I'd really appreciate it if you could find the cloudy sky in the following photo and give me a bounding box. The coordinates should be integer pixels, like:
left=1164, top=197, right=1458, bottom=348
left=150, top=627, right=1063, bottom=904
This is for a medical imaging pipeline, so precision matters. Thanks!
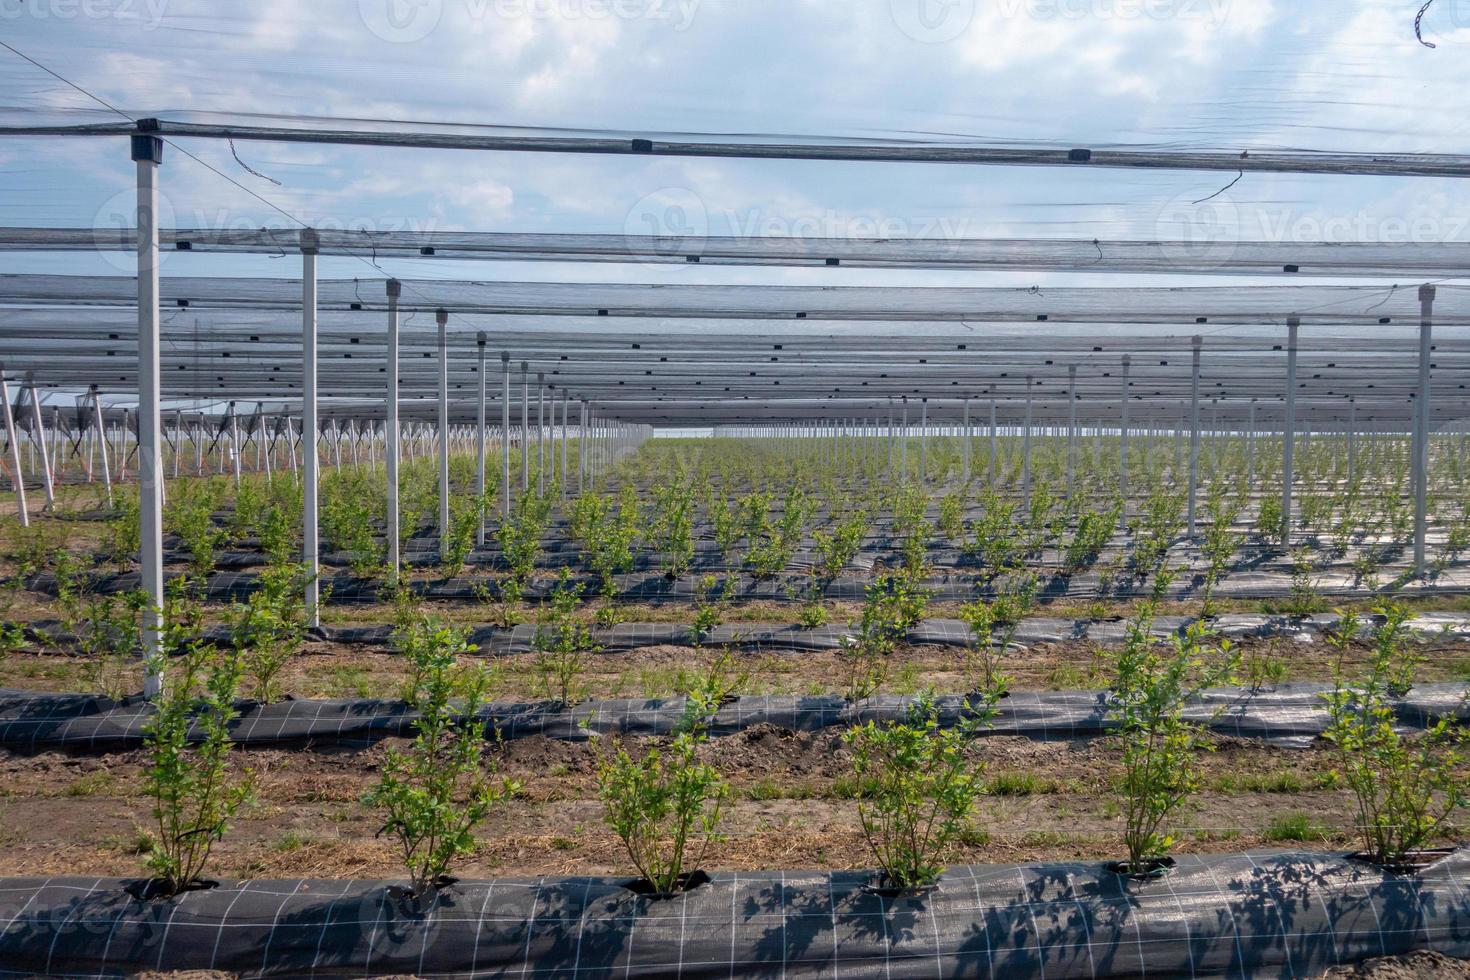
left=1, top=0, right=1467, bottom=291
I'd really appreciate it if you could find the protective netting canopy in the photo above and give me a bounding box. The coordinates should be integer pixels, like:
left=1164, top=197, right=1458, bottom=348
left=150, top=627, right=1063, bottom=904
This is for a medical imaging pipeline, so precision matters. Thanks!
left=0, top=275, right=1459, bottom=427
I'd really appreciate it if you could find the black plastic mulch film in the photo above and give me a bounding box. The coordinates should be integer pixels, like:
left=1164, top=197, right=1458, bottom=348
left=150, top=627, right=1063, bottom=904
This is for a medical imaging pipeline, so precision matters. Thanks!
left=2, top=683, right=1465, bottom=752
left=0, top=849, right=1466, bottom=977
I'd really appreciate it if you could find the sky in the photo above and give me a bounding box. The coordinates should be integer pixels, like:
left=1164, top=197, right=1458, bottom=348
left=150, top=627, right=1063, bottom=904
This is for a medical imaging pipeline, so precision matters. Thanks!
left=1, top=0, right=1468, bottom=295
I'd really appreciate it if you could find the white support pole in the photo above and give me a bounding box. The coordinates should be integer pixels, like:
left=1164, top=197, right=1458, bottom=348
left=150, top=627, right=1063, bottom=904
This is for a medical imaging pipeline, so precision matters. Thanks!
left=1022, top=377, right=1033, bottom=511
left=228, top=404, right=241, bottom=487
left=91, top=387, right=112, bottom=507
left=301, top=232, right=321, bottom=626
left=476, top=333, right=487, bottom=547
left=133, top=129, right=165, bottom=698
left=1414, top=284, right=1435, bottom=576
left=0, top=367, right=28, bottom=528
left=26, top=381, right=55, bottom=512
left=1066, top=365, right=1077, bottom=499
left=536, top=373, right=546, bottom=496
left=918, top=398, right=927, bottom=481
left=989, top=400, right=997, bottom=486
left=1187, top=334, right=1202, bottom=538
left=437, top=308, right=450, bottom=564
left=501, top=352, right=512, bottom=516
left=559, top=388, right=569, bottom=501
left=385, top=279, right=402, bottom=581
left=578, top=399, right=587, bottom=494
left=962, top=399, right=971, bottom=485
left=1347, top=397, right=1356, bottom=487
left=1246, top=401, right=1255, bottom=484
left=900, top=398, right=908, bottom=478
left=1281, top=316, right=1299, bottom=549
left=520, top=361, right=530, bottom=493
left=1119, top=355, right=1131, bottom=524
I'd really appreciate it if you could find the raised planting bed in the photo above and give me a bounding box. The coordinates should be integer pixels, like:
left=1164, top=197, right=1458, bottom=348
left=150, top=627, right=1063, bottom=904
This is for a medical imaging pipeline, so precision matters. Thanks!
left=0, top=849, right=1466, bottom=977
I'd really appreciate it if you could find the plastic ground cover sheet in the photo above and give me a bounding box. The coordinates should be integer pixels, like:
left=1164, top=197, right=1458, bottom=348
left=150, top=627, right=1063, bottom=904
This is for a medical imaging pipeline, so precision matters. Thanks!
left=26, top=612, right=1470, bottom=657
left=1, top=682, right=1464, bottom=752
left=0, top=849, right=1466, bottom=977
left=27, top=566, right=1470, bottom=605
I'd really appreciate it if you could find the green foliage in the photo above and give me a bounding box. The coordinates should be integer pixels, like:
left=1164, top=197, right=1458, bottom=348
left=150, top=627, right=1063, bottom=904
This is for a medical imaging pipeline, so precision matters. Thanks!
left=320, top=469, right=383, bottom=576
left=957, top=575, right=1036, bottom=696
left=1322, top=607, right=1467, bottom=865
left=166, top=478, right=226, bottom=579
left=811, top=509, right=867, bottom=585
left=597, top=702, right=728, bottom=893
left=366, top=616, right=516, bottom=895
left=844, top=695, right=989, bottom=889
left=499, top=488, right=553, bottom=591
left=1109, top=615, right=1237, bottom=873
left=103, top=493, right=141, bottom=566
left=839, top=574, right=927, bottom=701
left=141, top=585, right=252, bottom=895
left=533, top=570, right=595, bottom=706
left=230, top=562, right=311, bottom=702
left=651, top=481, right=696, bottom=577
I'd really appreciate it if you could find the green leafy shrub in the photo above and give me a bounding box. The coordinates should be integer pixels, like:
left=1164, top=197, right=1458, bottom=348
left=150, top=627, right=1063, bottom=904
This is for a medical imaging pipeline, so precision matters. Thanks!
left=844, top=695, right=988, bottom=889
left=1109, top=615, right=1237, bottom=874
left=533, top=570, right=594, bottom=706
left=141, top=585, right=252, bottom=895
left=366, top=616, right=517, bottom=895
left=1322, top=607, right=1467, bottom=866
left=230, top=562, right=310, bottom=702
left=597, top=720, right=728, bottom=893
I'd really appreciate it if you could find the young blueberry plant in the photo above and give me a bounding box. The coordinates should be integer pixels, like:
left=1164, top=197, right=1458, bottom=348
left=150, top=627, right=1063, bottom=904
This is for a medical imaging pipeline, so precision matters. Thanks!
left=229, top=561, right=312, bottom=702
left=533, top=570, right=595, bottom=706
left=1109, top=614, right=1237, bottom=875
left=1322, top=607, right=1467, bottom=867
left=844, top=694, right=990, bottom=890
left=366, top=616, right=518, bottom=895
left=597, top=694, right=729, bottom=895
left=141, top=584, right=252, bottom=895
